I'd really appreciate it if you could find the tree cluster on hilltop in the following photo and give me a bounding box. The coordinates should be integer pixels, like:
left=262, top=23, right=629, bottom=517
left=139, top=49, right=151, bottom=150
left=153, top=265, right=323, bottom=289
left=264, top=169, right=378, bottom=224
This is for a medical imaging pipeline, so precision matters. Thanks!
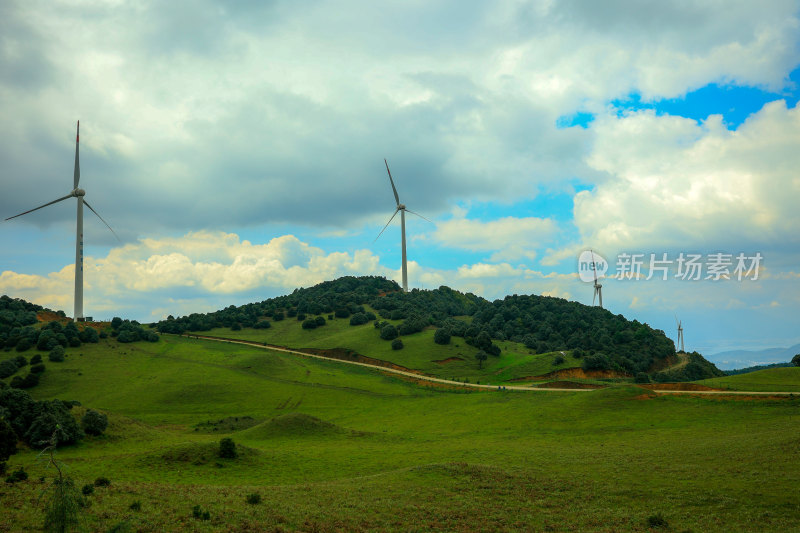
left=157, top=276, right=398, bottom=333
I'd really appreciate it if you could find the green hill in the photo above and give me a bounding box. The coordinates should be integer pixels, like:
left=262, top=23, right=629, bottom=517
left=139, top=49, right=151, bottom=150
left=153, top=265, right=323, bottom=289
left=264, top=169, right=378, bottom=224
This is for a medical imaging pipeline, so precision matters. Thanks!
left=156, top=276, right=718, bottom=381
left=697, top=366, right=800, bottom=392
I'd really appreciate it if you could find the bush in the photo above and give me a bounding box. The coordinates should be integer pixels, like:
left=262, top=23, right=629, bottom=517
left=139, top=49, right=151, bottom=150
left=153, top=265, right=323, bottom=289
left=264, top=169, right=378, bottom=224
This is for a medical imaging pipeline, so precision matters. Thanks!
left=81, top=409, right=108, bottom=436
left=433, top=328, right=451, bottom=345
left=25, top=401, right=84, bottom=447
left=391, top=339, right=403, bottom=350
left=314, top=316, right=325, bottom=327
left=192, top=505, right=211, bottom=520
left=349, top=313, right=369, bottom=326
left=296, top=313, right=306, bottom=321
left=13, top=355, right=27, bottom=368
left=0, top=360, right=18, bottom=379
left=0, top=418, right=17, bottom=461
left=246, top=493, right=262, bottom=505
left=301, top=319, right=317, bottom=330
left=19, top=373, right=39, bottom=389
left=30, top=364, right=46, bottom=374
left=5, top=466, right=27, bottom=483
left=646, top=513, right=669, bottom=529
left=335, top=308, right=350, bottom=319
left=553, top=354, right=565, bottom=366
left=94, top=476, right=111, bottom=487
left=634, top=372, right=652, bottom=384
left=129, top=500, right=142, bottom=511
left=272, top=312, right=284, bottom=322
left=219, top=437, right=237, bottom=459
left=30, top=354, right=42, bottom=365
left=380, top=324, right=398, bottom=341
left=15, top=338, right=32, bottom=352
left=81, top=484, right=94, bottom=496
left=48, top=346, right=65, bottom=363
left=9, top=376, right=24, bottom=389
left=792, top=354, right=800, bottom=367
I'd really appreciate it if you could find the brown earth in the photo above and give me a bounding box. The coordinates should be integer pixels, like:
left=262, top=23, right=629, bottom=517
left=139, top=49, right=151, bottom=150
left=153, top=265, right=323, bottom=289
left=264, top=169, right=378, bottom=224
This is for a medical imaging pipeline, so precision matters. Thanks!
left=536, top=381, right=604, bottom=390
left=433, top=357, right=463, bottom=365
left=508, top=367, right=628, bottom=382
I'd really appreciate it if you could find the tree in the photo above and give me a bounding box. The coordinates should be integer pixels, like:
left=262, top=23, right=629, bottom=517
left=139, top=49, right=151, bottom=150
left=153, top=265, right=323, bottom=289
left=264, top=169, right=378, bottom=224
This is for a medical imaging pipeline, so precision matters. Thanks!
left=349, top=313, right=369, bottom=326
left=219, top=437, right=237, bottom=459
left=48, top=345, right=65, bottom=363
left=301, top=318, right=317, bottom=330
left=0, top=418, right=17, bottom=461
left=475, top=350, right=488, bottom=369
left=793, top=354, right=800, bottom=367
left=391, top=338, right=404, bottom=350
left=433, top=328, right=451, bottom=345
left=81, top=409, right=108, bottom=436
left=0, top=360, right=18, bottom=379
left=380, top=324, right=398, bottom=341
left=634, top=372, right=652, bottom=383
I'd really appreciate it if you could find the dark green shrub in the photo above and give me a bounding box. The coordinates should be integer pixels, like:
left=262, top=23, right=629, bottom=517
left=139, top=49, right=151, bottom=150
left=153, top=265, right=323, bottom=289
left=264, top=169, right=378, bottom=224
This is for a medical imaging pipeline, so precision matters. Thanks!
left=273, top=312, right=284, bottom=321
left=192, top=505, right=210, bottom=520
left=647, top=513, right=669, bottom=529
left=553, top=354, right=565, bottom=366
left=349, top=313, right=368, bottom=326
left=433, top=328, right=451, bottom=345
left=296, top=313, right=306, bottom=321
left=231, top=323, right=242, bottom=331
left=5, top=466, right=27, bottom=483
left=219, top=437, right=237, bottom=459
left=635, top=372, right=652, bottom=383
left=314, top=316, right=325, bottom=327
left=15, top=338, right=32, bottom=352
left=129, top=500, right=142, bottom=511
left=24, top=401, right=84, bottom=447
left=30, top=363, right=45, bottom=374
left=48, top=346, right=65, bottom=363
left=94, top=476, right=111, bottom=487
left=9, top=376, right=24, bottom=389
left=19, top=373, right=39, bottom=389
left=81, top=409, right=108, bottom=436
left=301, top=319, right=317, bottom=330
left=391, top=339, right=403, bottom=350
left=0, top=360, right=17, bottom=378
left=0, top=418, right=17, bottom=461
left=380, top=324, right=398, bottom=341
left=81, top=484, right=94, bottom=496
left=13, top=355, right=27, bottom=368
left=246, top=493, right=262, bottom=504
left=30, top=354, right=42, bottom=365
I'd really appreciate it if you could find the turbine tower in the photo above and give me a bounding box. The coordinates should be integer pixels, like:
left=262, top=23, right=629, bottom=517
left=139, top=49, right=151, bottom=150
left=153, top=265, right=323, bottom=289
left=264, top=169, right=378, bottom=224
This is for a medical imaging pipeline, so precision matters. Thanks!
left=376, top=159, right=430, bottom=292
left=676, top=317, right=685, bottom=353
left=5, top=121, right=117, bottom=321
left=591, top=250, right=603, bottom=309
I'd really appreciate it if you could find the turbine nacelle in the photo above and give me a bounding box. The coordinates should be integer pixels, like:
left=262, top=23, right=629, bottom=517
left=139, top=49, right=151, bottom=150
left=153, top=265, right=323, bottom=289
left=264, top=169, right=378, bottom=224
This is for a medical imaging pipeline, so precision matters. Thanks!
left=73, top=188, right=86, bottom=197
left=398, top=203, right=406, bottom=210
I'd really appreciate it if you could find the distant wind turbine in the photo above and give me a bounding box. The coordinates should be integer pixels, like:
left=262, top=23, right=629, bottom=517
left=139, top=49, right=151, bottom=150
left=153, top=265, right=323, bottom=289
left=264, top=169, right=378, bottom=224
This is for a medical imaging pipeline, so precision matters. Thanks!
left=5, top=121, right=118, bottom=321
left=591, top=250, right=603, bottom=309
left=675, top=316, right=685, bottom=353
left=375, top=159, right=431, bottom=292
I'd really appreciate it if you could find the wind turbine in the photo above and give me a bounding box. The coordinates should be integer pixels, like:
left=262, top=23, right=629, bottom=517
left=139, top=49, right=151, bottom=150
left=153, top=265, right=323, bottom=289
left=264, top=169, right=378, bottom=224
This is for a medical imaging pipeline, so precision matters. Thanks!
left=591, top=250, right=603, bottom=309
left=376, top=159, right=430, bottom=292
left=5, top=121, right=117, bottom=321
left=675, top=316, right=685, bottom=353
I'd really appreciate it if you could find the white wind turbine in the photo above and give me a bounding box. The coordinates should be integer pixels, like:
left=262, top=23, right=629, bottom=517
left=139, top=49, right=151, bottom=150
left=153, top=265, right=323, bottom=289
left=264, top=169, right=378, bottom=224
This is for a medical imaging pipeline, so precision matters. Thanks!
left=591, top=250, right=603, bottom=309
left=675, top=316, right=685, bottom=353
left=375, top=159, right=430, bottom=292
left=5, top=121, right=118, bottom=321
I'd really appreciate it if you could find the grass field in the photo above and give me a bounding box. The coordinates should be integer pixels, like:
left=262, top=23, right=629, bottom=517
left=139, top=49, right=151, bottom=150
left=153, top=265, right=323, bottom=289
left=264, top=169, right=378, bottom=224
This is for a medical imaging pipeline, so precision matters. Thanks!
left=1, top=337, right=799, bottom=531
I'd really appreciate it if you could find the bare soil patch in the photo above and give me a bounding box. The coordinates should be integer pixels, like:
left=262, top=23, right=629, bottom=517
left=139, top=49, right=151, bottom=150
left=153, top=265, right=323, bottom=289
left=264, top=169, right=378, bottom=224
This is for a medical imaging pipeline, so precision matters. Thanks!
left=537, top=381, right=604, bottom=390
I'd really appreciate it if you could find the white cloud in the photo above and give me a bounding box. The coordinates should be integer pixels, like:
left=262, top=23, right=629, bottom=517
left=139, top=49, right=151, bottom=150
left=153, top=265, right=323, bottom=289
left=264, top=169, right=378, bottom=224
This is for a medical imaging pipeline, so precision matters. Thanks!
left=565, top=101, right=800, bottom=260
left=432, top=216, right=557, bottom=261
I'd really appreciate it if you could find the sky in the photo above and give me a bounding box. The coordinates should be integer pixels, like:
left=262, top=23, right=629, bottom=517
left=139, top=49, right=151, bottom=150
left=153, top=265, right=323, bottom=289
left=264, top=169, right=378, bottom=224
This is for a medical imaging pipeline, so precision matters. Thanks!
left=1, top=0, right=799, bottom=364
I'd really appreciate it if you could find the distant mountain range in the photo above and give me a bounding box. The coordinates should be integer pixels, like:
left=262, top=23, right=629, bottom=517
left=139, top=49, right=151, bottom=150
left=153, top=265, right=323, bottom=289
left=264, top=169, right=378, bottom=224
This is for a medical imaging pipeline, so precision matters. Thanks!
left=706, top=344, right=800, bottom=370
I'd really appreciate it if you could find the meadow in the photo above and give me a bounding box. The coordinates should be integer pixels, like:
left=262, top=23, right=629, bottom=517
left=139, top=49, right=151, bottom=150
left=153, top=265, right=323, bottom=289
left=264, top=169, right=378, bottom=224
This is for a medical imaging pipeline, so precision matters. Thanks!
left=1, top=334, right=799, bottom=532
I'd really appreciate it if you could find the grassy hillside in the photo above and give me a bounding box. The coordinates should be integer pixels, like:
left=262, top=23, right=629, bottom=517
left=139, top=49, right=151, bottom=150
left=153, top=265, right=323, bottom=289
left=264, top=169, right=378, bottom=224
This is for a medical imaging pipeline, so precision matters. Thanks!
left=697, top=366, right=800, bottom=392
left=189, top=308, right=584, bottom=384
left=1, top=335, right=799, bottom=531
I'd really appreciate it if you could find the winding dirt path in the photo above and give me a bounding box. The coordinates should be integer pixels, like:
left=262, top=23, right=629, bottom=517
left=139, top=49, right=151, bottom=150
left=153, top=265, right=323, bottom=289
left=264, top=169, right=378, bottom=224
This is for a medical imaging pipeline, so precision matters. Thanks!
left=169, top=334, right=800, bottom=396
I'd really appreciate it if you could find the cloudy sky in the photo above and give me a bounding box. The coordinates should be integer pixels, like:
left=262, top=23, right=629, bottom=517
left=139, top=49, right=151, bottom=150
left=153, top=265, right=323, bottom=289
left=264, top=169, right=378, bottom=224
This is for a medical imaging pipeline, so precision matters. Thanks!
left=1, top=0, right=799, bottom=364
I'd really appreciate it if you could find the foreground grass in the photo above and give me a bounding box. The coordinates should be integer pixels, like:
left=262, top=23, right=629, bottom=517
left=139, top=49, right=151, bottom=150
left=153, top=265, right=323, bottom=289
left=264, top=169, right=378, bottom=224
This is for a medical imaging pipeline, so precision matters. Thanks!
left=1, top=337, right=799, bottom=531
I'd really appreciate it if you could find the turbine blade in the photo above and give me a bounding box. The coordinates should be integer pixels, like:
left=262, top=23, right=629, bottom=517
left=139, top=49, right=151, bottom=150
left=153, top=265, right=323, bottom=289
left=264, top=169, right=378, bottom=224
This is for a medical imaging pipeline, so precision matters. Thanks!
left=384, top=159, right=400, bottom=206
left=4, top=192, right=74, bottom=221
left=592, top=288, right=596, bottom=306
left=374, top=209, right=399, bottom=242
left=74, top=120, right=80, bottom=189
left=83, top=200, right=120, bottom=241
left=404, top=208, right=433, bottom=223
